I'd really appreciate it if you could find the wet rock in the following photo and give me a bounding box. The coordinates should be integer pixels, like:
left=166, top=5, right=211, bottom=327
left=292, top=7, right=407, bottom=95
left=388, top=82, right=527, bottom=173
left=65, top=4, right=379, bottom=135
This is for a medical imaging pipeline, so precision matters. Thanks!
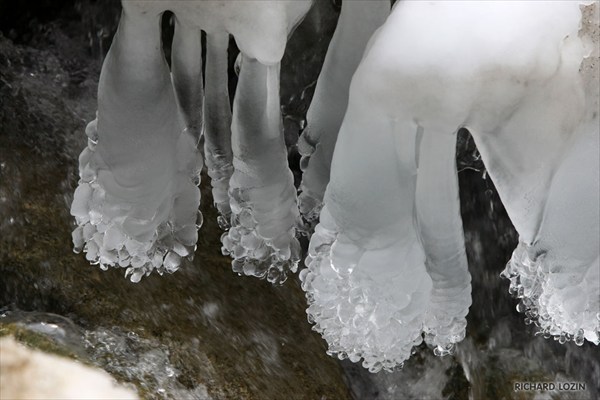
left=0, top=335, right=138, bottom=399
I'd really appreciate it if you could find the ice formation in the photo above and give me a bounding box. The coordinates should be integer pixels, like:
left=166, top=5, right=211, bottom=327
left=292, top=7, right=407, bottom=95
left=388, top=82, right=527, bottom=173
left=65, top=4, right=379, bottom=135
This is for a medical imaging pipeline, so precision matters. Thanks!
left=69, top=0, right=598, bottom=372
left=220, top=55, right=303, bottom=284
left=71, top=6, right=202, bottom=283
left=203, top=32, right=233, bottom=228
left=71, top=1, right=311, bottom=282
left=301, top=0, right=599, bottom=372
left=297, top=0, right=390, bottom=224
left=499, top=2, right=600, bottom=346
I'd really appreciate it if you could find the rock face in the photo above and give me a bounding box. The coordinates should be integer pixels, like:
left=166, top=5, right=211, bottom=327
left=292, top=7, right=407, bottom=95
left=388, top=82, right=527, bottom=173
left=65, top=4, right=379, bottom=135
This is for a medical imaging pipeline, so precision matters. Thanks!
left=0, top=336, right=138, bottom=400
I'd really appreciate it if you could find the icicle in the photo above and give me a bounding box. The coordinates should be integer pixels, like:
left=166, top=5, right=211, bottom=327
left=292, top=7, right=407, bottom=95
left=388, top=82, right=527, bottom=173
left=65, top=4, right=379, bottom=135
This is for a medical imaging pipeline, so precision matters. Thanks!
left=171, top=17, right=203, bottom=140
left=416, top=129, right=471, bottom=353
left=71, top=1, right=312, bottom=280
left=298, top=0, right=390, bottom=226
left=221, top=55, right=302, bottom=285
left=301, top=99, right=433, bottom=372
left=482, top=2, right=599, bottom=345
left=203, top=32, right=234, bottom=228
left=71, top=7, right=201, bottom=281
left=499, top=91, right=600, bottom=345
left=301, top=0, right=599, bottom=372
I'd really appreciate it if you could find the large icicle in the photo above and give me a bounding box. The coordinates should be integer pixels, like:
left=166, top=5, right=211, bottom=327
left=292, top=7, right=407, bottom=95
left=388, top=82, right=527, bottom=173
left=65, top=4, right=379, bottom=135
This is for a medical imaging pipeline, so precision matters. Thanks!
left=416, top=129, right=471, bottom=356
left=301, top=0, right=599, bottom=372
left=71, top=0, right=312, bottom=281
left=171, top=18, right=204, bottom=140
left=203, top=32, right=234, bottom=228
left=70, top=7, right=202, bottom=282
left=502, top=119, right=599, bottom=346
left=297, top=0, right=389, bottom=224
left=221, top=56, right=302, bottom=284
left=166, top=0, right=311, bottom=283
left=497, top=1, right=600, bottom=346
left=301, top=96, right=434, bottom=372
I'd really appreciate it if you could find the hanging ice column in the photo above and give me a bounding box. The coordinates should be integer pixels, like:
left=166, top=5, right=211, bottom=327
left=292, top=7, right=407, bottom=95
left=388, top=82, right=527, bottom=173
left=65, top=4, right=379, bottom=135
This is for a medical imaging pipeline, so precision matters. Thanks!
left=495, top=1, right=600, bottom=345
left=70, top=0, right=312, bottom=282
left=165, top=0, right=312, bottom=284
left=70, top=6, right=202, bottom=282
left=208, top=1, right=311, bottom=284
left=301, top=1, right=473, bottom=372
left=297, top=0, right=389, bottom=224
left=203, top=33, right=234, bottom=228
left=221, top=56, right=303, bottom=284
left=417, top=130, right=471, bottom=355
left=302, top=0, right=599, bottom=372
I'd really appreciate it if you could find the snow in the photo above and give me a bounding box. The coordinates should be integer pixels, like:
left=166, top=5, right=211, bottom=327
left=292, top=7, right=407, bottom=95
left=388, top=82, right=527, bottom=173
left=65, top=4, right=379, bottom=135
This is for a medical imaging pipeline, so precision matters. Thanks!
left=0, top=336, right=138, bottom=399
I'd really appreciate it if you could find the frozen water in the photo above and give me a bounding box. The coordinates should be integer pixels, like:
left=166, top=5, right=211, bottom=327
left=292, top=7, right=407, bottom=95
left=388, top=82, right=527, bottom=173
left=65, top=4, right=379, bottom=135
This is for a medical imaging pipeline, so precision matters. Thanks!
left=204, top=32, right=234, bottom=225
left=502, top=110, right=599, bottom=345
left=71, top=1, right=312, bottom=282
left=298, top=0, right=389, bottom=225
left=417, top=130, right=471, bottom=353
left=69, top=0, right=598, bottom=376
left=71, top=10, right=202, bottom=281
left=118, top=0, right=311, bottom=65
left=171, top=18, right=204, bottom=140
left=220, top=56, right=302, bottom=285
left=301, top=206, right=432, bottom=372
left=302, top=0, right=599, bottom=371
left=494, top=1, right=600, bottom=345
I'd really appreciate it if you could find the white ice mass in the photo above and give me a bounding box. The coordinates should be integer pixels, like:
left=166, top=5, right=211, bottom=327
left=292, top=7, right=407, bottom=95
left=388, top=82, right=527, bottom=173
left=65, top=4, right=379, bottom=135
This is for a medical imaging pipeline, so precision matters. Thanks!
left=220, top=55, right=304, bottom=284
left=297, top=0, right=390, bottom=224
left=301, top=0, right=599, bottom=371
left=71, top=6, right=202, bottom=283
left=71, top=0, right=311, bottom=282
left=71, top=0, right=599, bottom=372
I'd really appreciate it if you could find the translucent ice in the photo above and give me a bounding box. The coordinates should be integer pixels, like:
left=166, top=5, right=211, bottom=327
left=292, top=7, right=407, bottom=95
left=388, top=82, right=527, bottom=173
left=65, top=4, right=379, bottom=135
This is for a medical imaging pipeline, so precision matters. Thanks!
left=171, top=19, right=203, bottom=140
left=417, top=130, right=471, bottom=354
left=71, top=9, right=202, bottom=282
left=71, top=1, right=311, bottom=281
left=301, top=0, right=598, bottom=371
left=297, top=0, right=389, bottom=225
left=203, top=33, right=234, bottom=227
left=220, top=56, right=302, bottom=285
left=122, top=1, right=311, bottom=65
left=500, top=1, right=600, bottom=345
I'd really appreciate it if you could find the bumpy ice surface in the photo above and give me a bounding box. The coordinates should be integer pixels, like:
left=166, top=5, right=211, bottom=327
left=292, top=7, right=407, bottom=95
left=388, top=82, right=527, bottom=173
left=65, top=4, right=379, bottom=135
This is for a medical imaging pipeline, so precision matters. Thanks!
left=71, top=1, right=312, bottom=282
left=301, top=0, right=599, bottom=372
left=71, top=11, right=202, bottom=282
left=297, top=0, right=390, bottom=225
